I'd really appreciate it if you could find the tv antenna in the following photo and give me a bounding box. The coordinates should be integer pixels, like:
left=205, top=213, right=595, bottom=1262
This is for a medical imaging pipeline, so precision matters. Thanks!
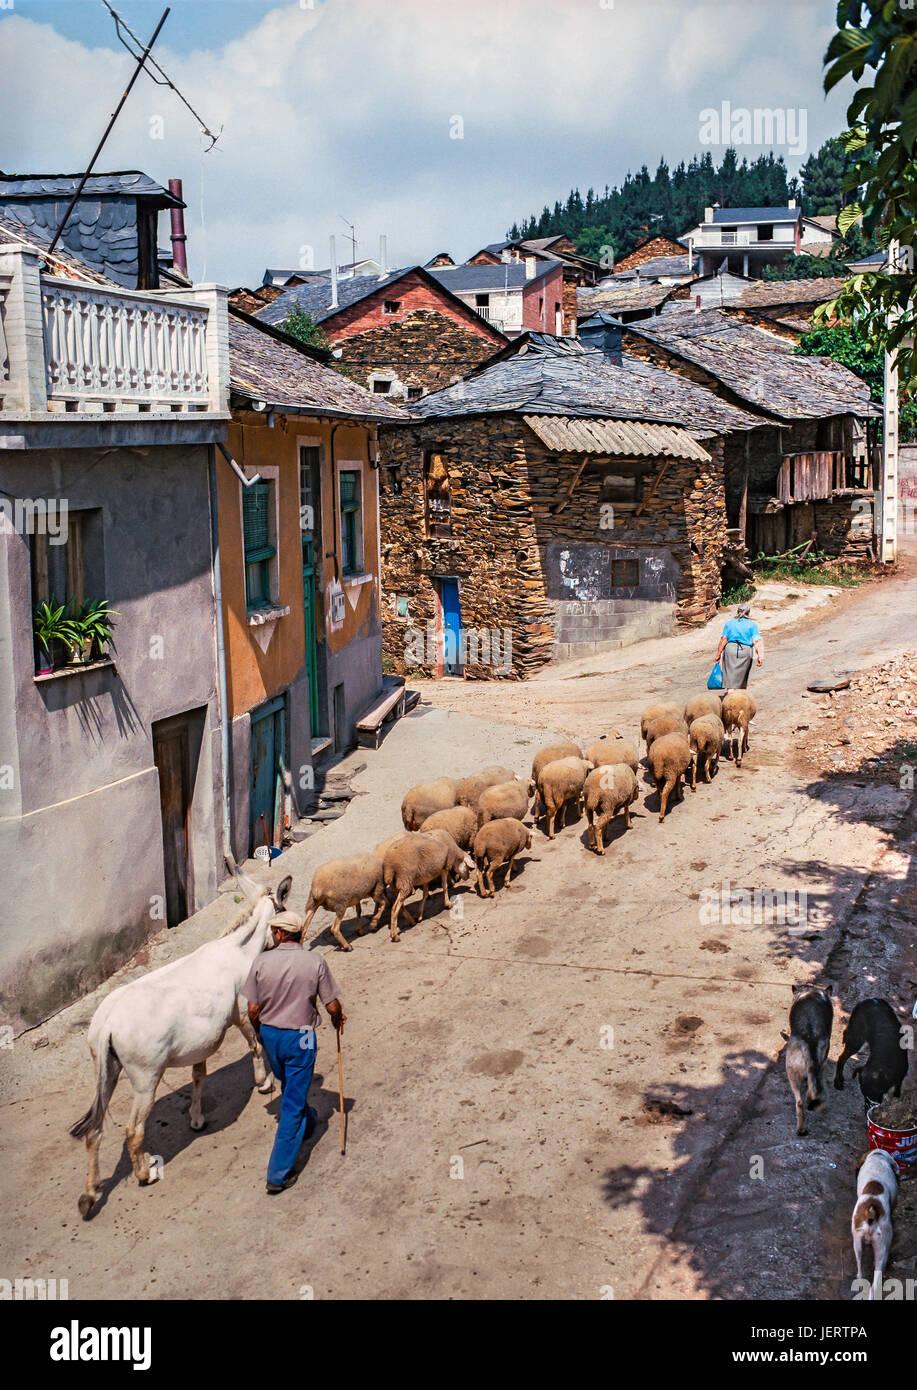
left=338, top=215, right=357, bottom=271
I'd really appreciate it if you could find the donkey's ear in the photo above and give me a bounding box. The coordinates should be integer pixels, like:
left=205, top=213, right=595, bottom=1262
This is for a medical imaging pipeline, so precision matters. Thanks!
left=276, top=875, right=293, bottom=905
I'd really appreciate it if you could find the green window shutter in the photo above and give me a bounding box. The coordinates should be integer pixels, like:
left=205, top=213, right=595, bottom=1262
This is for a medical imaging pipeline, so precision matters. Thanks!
left=243, top=483, right=271, bottom=556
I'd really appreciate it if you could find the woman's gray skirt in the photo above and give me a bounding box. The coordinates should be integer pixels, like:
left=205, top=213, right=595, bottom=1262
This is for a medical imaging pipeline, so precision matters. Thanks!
left=721, top=640, right=753, bottom=689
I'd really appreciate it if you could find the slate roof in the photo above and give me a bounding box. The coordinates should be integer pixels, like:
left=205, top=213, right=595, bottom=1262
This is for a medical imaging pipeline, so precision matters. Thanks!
left=252, top=268, right=412, bottom=325
left=430, top=261, right=557, bottom=292
left=621, top=308, right=877, bottom=421
left=229, top=311, right=404, bottom=422
left=611, top=255, right=695, bottom=280
left=401, top=342, right=761, bottom=438
left=710, top=206, right=800, bottom=224
left=577, top=283, right=677, bottom=315
left=0, top=210, right=113, bottom=286
left=735, top=278, right=847, bottom=308
left=0, top=171, right=180, bottom=203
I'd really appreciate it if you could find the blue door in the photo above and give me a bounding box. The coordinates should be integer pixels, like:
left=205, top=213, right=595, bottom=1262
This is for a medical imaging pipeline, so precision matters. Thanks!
left=439, top=578, right=462, bottom=677
left=250, top=696, right=285, bottom=853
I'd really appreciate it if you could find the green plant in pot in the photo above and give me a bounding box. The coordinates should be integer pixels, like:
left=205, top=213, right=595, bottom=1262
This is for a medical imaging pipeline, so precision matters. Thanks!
left=75, top=598, right=117, bottom=661
left=33, top=598, right=81, bottom=672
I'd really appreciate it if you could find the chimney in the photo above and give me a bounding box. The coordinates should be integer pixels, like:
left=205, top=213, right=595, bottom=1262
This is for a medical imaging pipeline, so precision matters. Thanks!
left=788, top=197, right=796, bottom=209
left=168, top=178, right=188, bottom=277
left=378, top=234, right=388, bottom=280
left=525, top=255, right=536, bottom=279
left=579, top=315, right=623, bottom=366
left=329, top=235, right=339, bottom=309
left=704, top=206, right=714, bottom=223
left=687, top=235, right=693, bottom=274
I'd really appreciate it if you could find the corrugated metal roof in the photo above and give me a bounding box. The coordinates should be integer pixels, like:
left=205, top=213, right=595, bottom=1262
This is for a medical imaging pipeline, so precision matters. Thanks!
left=523, top=415, right=711, bottom=461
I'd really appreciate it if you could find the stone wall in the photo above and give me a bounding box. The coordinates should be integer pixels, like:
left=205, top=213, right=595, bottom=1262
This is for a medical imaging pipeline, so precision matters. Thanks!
left=333, top=307, right=499, bottom=396
left=378, top=416, right=728, bottom=679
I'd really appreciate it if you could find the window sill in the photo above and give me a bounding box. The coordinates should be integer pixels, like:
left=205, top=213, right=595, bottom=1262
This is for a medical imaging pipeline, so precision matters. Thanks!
left=247, top=604, right=290, bottom=627
left=342, top=572, right=372, bottom=587
left=34, top=657, right=116, bottom=684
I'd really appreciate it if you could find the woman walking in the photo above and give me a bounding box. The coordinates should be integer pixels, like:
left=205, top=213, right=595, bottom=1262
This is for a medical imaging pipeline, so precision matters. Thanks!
left=715, top=602, right=763, bottom=690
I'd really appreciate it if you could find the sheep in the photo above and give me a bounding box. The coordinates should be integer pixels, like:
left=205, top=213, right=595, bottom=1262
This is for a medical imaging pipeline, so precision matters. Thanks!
left=684, top=693, right=724, bottom=725
left=473, top=817, right=532, bottom=897
left=640, top=703, right=682, bottom=740
left=688, top=714, right=725, bottom=790
left=301, top=854, right=387, bottom=952
left=647, top=732, right=692, bottom=823
left=586, top=736, right=639, bottom=771
left=374, top=830, right=426, bottom=861
left=419, top=805, right=479, bottom=851
left=478, top=779, right=530, bottom=825
left=382, top=828, right=474, bottom=941
left=644, top=712, right=688, bottom=751
left=584, top=764, right=638, bottom=854
left=721, top=690, right=757, bottom=767
left=454, top=766, right=518, bottom=812
left=401, top=776, right=458, bottom=830
left=536, top=756, right=594, bottom=839
left=531, top=741, right=583, bottom=816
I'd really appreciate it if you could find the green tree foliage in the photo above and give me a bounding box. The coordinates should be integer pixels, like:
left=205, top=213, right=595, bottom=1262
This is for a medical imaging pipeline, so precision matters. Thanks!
left=816, top=0, right=917, bottom=386
left=279, top=304, right=330, bottom=351
left=797, top=323, right=917, bottom=440
left=799, top=134, right=864, bottom=215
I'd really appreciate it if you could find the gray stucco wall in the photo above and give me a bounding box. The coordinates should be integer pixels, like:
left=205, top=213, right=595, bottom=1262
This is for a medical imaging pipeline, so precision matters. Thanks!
left=545, top=541, right=677, bottom=660
left=0, top=443, right=224, bottom=1028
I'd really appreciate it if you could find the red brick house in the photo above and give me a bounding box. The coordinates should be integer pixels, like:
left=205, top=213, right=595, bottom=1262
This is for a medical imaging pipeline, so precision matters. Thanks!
left=250, top=265, right=507, bottom=400
left=466, top=234, right=598, bottom=334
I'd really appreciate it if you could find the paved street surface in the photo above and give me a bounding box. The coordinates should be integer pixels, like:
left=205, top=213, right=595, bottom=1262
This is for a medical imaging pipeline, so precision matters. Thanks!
left=3, top=558, right=916, bottom=1301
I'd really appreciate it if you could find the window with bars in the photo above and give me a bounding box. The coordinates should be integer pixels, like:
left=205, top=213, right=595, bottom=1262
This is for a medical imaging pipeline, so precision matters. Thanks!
left=611, top=558, right=639, bottom=588
left=243, top=481, right=276, bottom=609
left=339, top=470, right=363, bottom=576
left=424, top=452, right=452, bottom=538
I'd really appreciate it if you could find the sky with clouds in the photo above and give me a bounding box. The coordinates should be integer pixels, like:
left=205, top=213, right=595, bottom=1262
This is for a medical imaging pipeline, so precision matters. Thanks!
left=1, top=0, right=854, bottom=287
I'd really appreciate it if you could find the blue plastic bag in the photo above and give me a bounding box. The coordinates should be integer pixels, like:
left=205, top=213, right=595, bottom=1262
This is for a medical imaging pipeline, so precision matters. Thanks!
left=707, top=661, right=724, bottom=690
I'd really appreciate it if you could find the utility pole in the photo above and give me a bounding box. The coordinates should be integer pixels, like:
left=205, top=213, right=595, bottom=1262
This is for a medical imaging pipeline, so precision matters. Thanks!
left=878, top=239, right=900, bottom=563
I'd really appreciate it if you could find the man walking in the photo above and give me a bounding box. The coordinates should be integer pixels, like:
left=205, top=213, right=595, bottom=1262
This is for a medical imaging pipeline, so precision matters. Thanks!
left=244, top=911, right=345, bottom=1194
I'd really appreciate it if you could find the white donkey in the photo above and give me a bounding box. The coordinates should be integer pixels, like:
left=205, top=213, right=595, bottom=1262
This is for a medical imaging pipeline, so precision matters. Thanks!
left=70, top=861, right=292, bottom=1217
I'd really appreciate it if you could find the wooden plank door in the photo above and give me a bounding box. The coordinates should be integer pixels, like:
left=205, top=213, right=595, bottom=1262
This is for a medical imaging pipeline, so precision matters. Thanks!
left=153, top=726, right=192, bottom=927
left=250, top=707, right=277, bottom=853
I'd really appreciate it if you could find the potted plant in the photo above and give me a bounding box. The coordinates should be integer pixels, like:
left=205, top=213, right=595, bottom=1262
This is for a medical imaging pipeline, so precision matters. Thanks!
left=33, top=598, right=80, bottom=673
left=75, top=598, right=117, bottom=662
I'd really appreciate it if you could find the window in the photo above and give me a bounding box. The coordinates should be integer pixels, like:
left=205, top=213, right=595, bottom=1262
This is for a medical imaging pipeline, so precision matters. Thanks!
left=299, top=445, right=320, bottom=539
left=339, top=470, right=363, bottom=575
left=611, top=558, right=639, bottom=588
left=407, top=386, right=423, bottom=401
left=243, top=481, right=276, bottom=609
left=601, top=472, right=644, bottom=509
left=383, top=299, right=402, bottom=315
left=475, top=293, right=489, bottom=307
left=757, top=223, right=774, bottom=241
left=372, top=378, right=393, bottom=395
left=424, top=452, right=452, bottom=537
left=30, top=508, right=105, bottom=670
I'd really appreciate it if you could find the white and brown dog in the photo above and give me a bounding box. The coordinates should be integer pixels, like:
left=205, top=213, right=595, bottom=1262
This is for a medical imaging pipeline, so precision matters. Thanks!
left=851, top=1149, right=899, bottom=1300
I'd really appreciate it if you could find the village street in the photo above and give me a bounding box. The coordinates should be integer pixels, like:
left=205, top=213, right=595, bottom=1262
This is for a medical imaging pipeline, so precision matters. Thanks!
left=3, top=548, right=916, bottom=1302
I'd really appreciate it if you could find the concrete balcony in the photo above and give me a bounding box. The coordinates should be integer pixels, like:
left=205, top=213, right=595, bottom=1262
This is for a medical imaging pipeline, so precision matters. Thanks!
left=0, top=244, right=230, bottom=441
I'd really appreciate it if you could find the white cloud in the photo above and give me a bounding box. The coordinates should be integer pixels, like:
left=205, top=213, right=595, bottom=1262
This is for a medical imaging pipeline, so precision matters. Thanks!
left=0, top=0, right=852, bottom=286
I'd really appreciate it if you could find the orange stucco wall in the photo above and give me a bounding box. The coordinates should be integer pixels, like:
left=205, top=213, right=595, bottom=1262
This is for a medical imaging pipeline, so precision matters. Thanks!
left=220, top=412, right=380, bottom=718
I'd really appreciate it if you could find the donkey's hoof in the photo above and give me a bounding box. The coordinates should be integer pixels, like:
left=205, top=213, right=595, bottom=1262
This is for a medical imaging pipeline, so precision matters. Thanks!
left=78, top=1192, right=95, bottom=1219
left=189, top=1115, right=206, bottom=1132
left=257, top=1078, right=274, bottom=1094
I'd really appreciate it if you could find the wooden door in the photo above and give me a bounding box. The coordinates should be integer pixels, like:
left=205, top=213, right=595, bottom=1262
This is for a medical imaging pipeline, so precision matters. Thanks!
left=153, top=726, right=192, bottom=927
left=250, top=698, right=285, bottom=852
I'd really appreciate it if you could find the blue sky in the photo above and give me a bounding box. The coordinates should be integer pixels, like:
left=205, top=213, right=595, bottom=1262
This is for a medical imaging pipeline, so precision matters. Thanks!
left=1, top=1, right=853, bottom=287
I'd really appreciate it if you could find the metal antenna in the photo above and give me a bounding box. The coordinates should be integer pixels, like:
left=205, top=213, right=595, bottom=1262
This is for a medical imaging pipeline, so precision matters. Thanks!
left=48, top=7, right=171, bottom=255
left=338, top=215, right=357, bottom=271
left=102, top=1, right=221, bottom=150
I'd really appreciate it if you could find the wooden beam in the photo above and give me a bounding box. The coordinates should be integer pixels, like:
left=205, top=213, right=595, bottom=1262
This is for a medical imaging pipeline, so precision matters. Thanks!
left=635, top=460, right=670, bottom=516
left=551, top=457, right=590, bottom=514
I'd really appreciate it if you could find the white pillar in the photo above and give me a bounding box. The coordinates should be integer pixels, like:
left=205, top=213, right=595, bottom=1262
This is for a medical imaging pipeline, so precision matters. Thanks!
left=879, top=240, right=900, bottom=564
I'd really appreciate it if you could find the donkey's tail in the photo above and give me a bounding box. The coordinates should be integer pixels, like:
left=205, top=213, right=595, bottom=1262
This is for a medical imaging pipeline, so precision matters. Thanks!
left=70, top=1030, right=121, bottom=1139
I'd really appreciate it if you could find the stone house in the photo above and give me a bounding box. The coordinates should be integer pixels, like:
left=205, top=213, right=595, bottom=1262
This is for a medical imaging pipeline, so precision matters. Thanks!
left=222, top=309, right=402, bottom=858
left=377, top=331, right=761, bottom=680
left=613, top=234, right=689, bottom=273
left=617, top=307, right=881, bottom=559
left=246, top=265, right=506, bottom=401
left=0, top=214, right=230, bottom=1028
left=430, top=260, right=566, bottom=340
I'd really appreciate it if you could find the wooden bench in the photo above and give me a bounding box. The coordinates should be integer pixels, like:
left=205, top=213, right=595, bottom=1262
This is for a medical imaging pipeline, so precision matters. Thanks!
left=356, top=675, right=413, bottom=749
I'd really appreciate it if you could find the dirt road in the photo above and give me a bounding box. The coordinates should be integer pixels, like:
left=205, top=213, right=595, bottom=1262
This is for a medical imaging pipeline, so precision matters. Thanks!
left=3, top=556, right=916, bottom=1301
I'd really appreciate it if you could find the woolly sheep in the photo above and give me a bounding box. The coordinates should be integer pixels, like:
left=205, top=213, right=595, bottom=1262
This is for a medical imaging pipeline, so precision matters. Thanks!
left=401, top=776, right=458, bottom=830
left=473, top=817, right=532, bottom=897
left=644, top=712, right=689, bottom=751
left=478, top=779, right=530, bottom=825
left=586, top=736, right=639, bottom=771
left=419, top=805, right=479, bottom=851
left=301, top=853, right=386, bottom=952
left=688, top=714, right=725, bottom=790
left=584, top=764, right=638, bottom=854
left=640, top=703, right=682, bottom=740
left=531, top=741, right=583, bottom=816
left=536, top=756, right=594, bottom=839
left=684, top=693, right=724, bottom=725
left=647, top=732, right=692, bottom=823
left=721, top=690, right=757, bottom=767
left=382, top=828, right=473, bottom=941
left=455, top=766, right=518, bottom=812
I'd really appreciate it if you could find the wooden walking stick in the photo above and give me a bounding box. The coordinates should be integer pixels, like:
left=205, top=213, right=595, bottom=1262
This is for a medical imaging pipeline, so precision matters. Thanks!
left=336, top=1027, right=346, bottom=1155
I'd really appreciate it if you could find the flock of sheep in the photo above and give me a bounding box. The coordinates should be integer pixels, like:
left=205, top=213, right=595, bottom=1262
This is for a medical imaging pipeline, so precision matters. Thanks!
left=302, top=688, right=757, bottom=952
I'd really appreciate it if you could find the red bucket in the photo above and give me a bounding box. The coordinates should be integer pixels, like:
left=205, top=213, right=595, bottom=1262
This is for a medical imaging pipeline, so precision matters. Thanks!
left=867, top=1106, right=917, bottom=1179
